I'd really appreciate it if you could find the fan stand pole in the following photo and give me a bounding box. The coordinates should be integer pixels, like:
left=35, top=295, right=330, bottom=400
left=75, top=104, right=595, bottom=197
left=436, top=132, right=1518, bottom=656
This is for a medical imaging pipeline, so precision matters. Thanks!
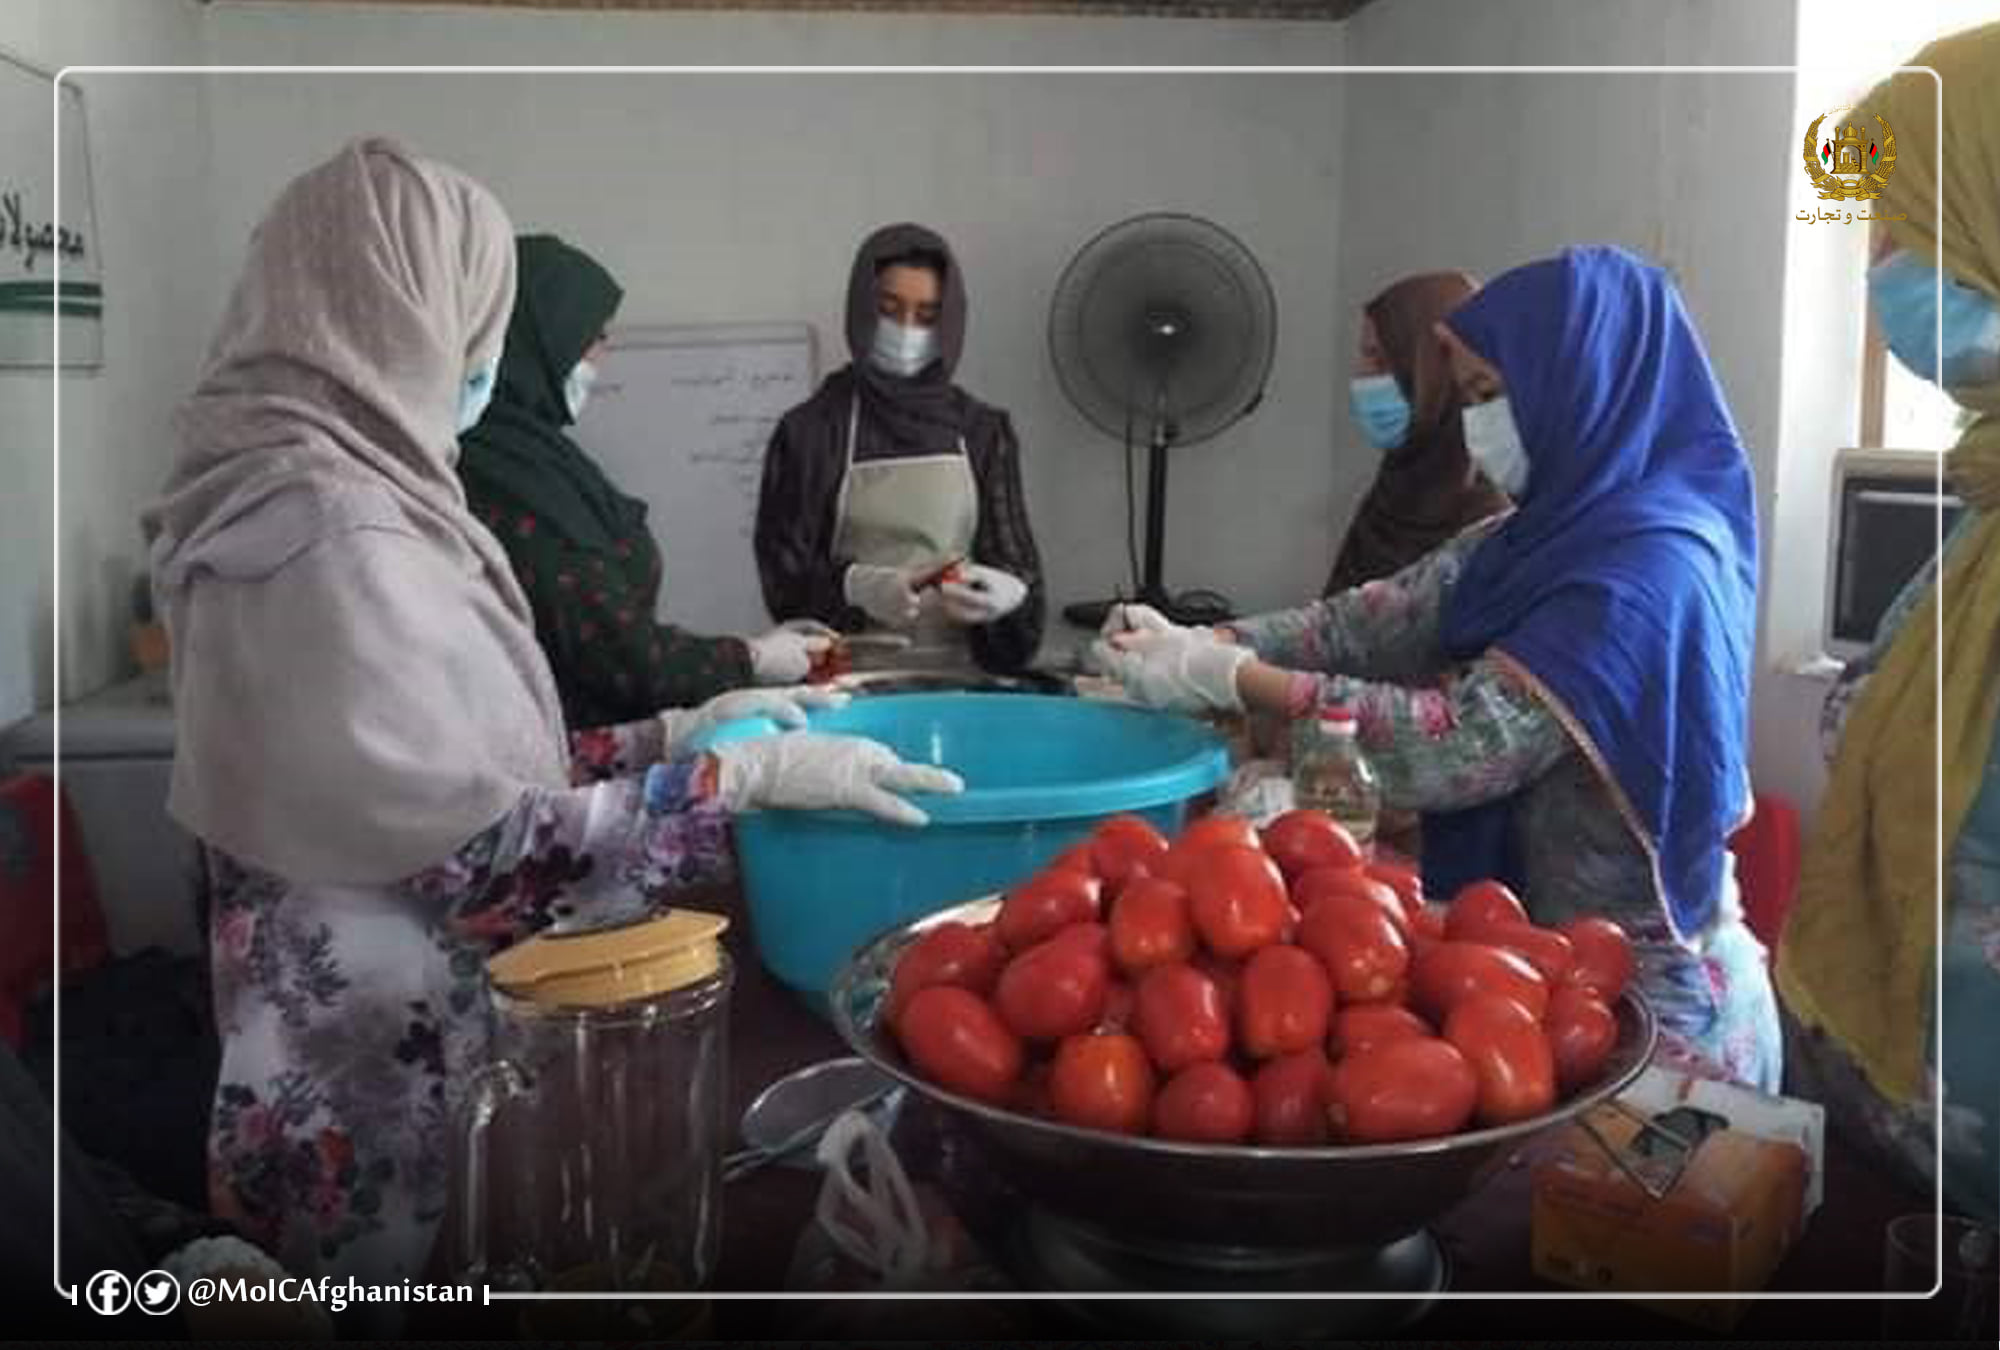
left=1139, top=419, right=1172, bottom=607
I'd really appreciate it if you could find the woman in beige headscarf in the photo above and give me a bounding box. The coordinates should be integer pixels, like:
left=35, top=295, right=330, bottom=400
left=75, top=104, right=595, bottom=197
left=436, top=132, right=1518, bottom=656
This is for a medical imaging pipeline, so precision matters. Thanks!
left=1777, top=21, right=2000, bottom=1226
left=146, top=139, right=958, bottom=1290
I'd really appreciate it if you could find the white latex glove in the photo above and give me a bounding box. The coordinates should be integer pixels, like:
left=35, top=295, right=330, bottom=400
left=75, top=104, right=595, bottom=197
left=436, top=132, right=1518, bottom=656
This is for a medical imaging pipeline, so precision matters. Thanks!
left=1090, top=626, right=1250, bottom=714
left=938, top=564, right=1028, bottom=626
left=843, top=563, right=922, bottom=630
left=746, top=620, right=839, bottom=684
left=711, top=732, right=964, bottom=827
left=658, top=686, right=850, bottom=754
left=1098, top=601, right=1178, bottom=639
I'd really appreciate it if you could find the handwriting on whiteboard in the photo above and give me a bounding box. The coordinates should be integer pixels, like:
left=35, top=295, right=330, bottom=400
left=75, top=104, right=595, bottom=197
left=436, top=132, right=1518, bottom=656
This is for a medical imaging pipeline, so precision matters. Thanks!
left=568, top=325, right=817, bottom=638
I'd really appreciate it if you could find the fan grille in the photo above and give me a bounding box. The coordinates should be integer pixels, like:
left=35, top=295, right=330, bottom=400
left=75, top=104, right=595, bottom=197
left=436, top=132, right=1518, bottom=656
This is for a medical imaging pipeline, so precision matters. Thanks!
left=1049, top=213, right=1276, bottom=445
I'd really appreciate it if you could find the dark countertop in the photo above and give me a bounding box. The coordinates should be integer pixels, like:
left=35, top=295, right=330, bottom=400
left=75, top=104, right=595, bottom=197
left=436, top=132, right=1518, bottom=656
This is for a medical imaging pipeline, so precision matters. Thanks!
left=419, top=878, right=1960, bottom=1341
left=702, top=885, right=1951, bottom=1342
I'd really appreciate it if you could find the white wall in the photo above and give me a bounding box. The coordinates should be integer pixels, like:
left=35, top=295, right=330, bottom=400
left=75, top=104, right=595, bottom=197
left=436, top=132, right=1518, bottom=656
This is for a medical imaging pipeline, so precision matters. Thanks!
left=0, top=0, right=218, bottom=723
left=1337, top=0, right=1815, bottom=809
left=199, top=4, right=1349, bottom=632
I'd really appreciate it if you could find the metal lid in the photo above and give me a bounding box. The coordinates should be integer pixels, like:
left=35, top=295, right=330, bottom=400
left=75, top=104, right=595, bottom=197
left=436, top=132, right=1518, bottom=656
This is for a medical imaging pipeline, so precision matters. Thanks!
left=487, top=910, right=728, bottom=1009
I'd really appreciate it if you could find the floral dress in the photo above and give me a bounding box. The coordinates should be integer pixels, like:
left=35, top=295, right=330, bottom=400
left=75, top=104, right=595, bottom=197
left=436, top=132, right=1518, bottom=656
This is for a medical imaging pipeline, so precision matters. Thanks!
left=203, top=718, right=733, bottom=1292
left=470, top=494, right=754, bottom=731
left=1231, top=523, right=1782, bottom=1091
left=1792, top=533, right=2000, bottom=1226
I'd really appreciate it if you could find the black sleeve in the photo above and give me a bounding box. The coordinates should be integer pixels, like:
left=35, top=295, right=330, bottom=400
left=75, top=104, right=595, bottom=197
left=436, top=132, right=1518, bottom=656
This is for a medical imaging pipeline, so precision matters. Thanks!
left=967, top=410, right=1046, bottom=672
left=754, top=409, right=870, bottom=632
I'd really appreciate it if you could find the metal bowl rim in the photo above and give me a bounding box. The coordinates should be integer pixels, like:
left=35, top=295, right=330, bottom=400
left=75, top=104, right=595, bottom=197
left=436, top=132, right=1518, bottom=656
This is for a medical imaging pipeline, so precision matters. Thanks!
left=829, top=894, right=1659, bottom=1166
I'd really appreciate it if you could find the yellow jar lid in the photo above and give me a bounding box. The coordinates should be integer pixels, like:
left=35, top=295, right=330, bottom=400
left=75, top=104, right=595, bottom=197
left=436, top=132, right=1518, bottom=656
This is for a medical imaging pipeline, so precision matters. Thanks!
left=487, top=910, right=729, bottom=1009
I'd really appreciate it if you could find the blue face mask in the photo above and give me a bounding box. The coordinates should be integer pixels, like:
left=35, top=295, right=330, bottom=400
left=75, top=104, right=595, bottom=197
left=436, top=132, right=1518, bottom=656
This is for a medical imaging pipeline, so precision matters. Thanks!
left=1462, top=395, right=1530, bottom=498
left=1349, top=373, right=1413, bottom=451
left=1866, top=249, right=2000, bottom=390
left=457, top=361, right=499, bottom=433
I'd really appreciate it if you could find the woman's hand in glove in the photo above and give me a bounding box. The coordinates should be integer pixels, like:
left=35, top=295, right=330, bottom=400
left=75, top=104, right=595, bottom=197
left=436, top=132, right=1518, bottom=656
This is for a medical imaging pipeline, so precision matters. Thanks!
left=747, top=620, right=840, bottom=684
left=1089, top=625, right=1251, bottom=715
left=938, top=564, right=1028, bottom=626
left=843, top=563, right=923, bottom=629
left=710, top=732, right=964, bottom=827
left=658, top=686, right=849, bottom=754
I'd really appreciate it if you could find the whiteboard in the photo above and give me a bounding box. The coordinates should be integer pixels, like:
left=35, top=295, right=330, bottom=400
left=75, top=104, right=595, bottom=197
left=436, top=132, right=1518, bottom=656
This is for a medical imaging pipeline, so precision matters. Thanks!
left=571, top=323, right=817, bottom=639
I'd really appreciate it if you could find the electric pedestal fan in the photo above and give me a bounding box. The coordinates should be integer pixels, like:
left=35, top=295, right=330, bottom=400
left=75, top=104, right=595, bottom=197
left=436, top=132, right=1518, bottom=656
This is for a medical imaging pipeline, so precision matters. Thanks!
left=1048, top=212, right=1277, bottom=630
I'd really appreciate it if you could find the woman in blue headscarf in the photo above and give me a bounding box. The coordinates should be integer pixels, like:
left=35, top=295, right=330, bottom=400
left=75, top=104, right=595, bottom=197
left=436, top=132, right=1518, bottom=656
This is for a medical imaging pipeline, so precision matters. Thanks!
left=1096, top=246, right=1780, bottom=1089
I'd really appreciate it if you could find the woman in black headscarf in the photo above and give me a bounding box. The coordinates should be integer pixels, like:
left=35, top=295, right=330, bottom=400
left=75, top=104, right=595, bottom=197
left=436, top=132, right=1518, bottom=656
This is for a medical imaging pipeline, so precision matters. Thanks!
left=754, top=223, right=1045, bottom=672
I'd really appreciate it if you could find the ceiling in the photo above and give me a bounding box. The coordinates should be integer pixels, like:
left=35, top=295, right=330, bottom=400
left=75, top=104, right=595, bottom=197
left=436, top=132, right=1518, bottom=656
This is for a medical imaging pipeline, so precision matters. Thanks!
left=224, top=0, right=1382, bottom=18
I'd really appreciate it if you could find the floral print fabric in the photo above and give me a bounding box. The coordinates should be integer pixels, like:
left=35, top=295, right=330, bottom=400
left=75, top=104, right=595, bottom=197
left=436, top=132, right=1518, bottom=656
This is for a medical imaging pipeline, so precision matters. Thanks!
left=1231, top=524, right=1782, bottom=1090
left=204, top=716, right=732, bottom=1288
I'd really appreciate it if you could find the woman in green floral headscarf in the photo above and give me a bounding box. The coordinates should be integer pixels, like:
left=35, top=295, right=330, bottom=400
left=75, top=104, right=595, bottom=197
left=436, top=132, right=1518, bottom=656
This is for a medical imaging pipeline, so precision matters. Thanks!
left=460, top=234, right=830, bottom=729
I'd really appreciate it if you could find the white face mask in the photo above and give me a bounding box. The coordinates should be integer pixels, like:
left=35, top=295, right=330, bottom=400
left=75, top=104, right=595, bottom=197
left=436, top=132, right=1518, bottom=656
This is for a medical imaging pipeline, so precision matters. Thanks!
left=564, top=358, right=598, bottom=422
left=457, top=361, right=499, bottom=434
left=869, top=318, right=938, bottom=378
left=1461, top=395, right=1530, bottom=497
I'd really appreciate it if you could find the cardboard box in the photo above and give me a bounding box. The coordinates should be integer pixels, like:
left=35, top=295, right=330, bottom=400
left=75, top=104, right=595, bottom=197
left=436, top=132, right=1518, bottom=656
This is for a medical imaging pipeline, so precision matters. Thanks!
left=1531, top=1068, right=1824, bottom=1330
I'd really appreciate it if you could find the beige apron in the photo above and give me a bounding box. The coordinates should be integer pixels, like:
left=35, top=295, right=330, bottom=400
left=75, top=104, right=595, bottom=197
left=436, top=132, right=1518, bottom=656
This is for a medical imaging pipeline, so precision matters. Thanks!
left=831, top=393, right=979, bottom=672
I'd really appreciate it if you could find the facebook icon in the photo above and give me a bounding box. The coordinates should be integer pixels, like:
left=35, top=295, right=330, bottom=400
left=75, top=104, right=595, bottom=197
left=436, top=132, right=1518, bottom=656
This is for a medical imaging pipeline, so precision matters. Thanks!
left=85, top=1270, right=132, bottom=1316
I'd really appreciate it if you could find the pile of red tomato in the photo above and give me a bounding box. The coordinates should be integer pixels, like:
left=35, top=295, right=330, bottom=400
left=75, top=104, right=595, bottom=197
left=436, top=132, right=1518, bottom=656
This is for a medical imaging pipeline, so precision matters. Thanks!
left=884, top=809, right=1636, bottom=1147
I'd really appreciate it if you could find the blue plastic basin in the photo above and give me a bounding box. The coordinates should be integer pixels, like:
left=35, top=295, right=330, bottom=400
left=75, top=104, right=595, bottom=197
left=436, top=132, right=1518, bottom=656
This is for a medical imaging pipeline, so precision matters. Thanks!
left=695, top=693, right=1229, bottom=1001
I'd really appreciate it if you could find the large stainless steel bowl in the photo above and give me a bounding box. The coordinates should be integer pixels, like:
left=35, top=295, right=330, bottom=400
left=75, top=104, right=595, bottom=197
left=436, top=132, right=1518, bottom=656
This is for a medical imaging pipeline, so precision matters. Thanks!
left=830, top=896, right=1657, bottom=1256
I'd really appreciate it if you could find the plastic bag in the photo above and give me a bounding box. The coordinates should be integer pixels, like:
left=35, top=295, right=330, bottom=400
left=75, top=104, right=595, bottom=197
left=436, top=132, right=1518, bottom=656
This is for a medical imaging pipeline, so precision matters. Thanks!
left=784, top=1109, right=1007, bottom=1297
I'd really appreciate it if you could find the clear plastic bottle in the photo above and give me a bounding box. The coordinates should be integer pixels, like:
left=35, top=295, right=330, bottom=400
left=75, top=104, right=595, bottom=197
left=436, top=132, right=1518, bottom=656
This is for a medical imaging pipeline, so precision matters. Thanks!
left=1291, top=707, right=1381, bottom=850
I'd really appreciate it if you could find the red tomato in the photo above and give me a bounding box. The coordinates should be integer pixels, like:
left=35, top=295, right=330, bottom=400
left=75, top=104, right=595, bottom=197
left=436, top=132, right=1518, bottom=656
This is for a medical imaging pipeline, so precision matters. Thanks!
left=1329, top=1003, right=1432, bottom=1060
left=1184, top=845, right=1289, bottom=958
left=1292, top=867, right=1409, bottom=938
left=1545, top=985, right=1619, bottom=1092
left=886, top=921, right=1007, bottom=1025
left=1191, top=951, right=1244, bottom=1007
left=1096, top=981, right=1136, bottom=1033
left=897, top=986, right=1023, bottom=1105
left=1046, top=842, right=1099, bottom=879
left=1560, top=917, right=1636, bottom=1002
left=1411, top=904, right=1448, bottom=941
left=1325, top=1037, right=1478, bottom=1143
left=1410, top=941, right=1550, bottom=1024
left=1443, top=993, right=1558, bottom=1126
left=1108, top=877, right=1196, bottom=975
left=1238, top=945, right=1335, bottom=1058
left=994, top=939, right=1110, bottom=1042
left=1049, top=1032, right=1156, bottom=1135
left=1251, top=1050, right=1332, bottom=1146
left=1047, top=921, right=1111, bottom=961
left=1260, top=810, right=1363, bottom=881
left=1444, top=880, right=1531, bottom=939
left=1153, top=1061, right=1254, bottom=1144
left=1176, top=813, right=1263, bottom=854
left=1133, top=963, right=1231, bottom=1071
left=996, top=870, right=1101, bottom=951
left=1480, top=922, right=1576, bottom=986
left=1090, top=815, right=1171, bottom=889
left=1295, top=889, right=1411, bottom=1004
left=1156, top=815, right=1264, bottom=885
left=1363, top=860, right=1426, bottom=924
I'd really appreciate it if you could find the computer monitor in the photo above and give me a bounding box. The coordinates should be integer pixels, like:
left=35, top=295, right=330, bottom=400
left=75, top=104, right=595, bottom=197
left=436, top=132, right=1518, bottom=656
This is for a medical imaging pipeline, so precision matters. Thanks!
left=1822, top=448, right=1962, bottom=662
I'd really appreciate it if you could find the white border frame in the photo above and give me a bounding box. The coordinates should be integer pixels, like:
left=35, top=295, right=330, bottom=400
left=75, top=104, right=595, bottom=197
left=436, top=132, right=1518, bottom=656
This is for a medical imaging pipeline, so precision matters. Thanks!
left=48, top=61, right=1949, bottom=1316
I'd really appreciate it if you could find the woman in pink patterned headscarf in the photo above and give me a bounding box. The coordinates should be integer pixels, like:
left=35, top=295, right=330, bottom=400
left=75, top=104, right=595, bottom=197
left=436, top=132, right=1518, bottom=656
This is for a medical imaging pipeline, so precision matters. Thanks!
left=145, top=139, right=954, bottom=1297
